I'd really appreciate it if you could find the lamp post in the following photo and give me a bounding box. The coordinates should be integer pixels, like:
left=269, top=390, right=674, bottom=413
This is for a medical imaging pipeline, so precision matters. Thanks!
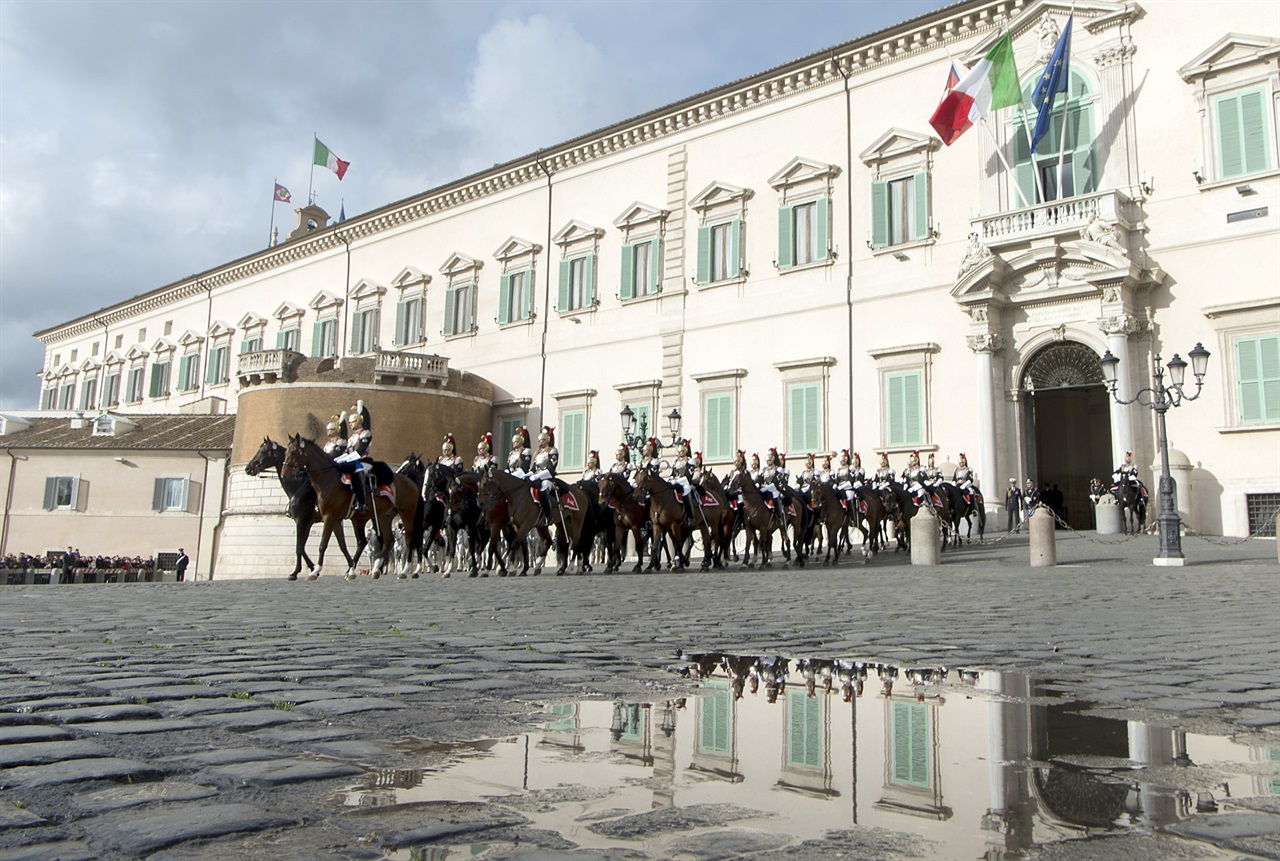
left=620, top=406, right=682, bottom=464
left=1098, top=342, right=1210, bottom=565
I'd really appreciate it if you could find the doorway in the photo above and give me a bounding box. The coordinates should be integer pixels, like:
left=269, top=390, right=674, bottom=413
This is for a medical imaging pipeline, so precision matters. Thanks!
left=1022, top=342, right=1112, bottom=530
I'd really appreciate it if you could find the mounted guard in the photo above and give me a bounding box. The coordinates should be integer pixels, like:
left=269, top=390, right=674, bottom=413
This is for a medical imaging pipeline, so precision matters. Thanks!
left=438, top=433, right=464, bottom=471
left=873, top=452, right=895, bottom=490
left=473, top=433, right=496, bottom=472
left=530, top=425, right=560, bottom=522
left=953, top=452, right=981, bottom=506
left=610, top=444, right=632, bottom=481
left=580, top=450, right=603, bottom=483
left=333, top=400, right=373, bottom=513
left=508, top=426, right=532, bottom=477
left=670, top=438, right=698, bottom=525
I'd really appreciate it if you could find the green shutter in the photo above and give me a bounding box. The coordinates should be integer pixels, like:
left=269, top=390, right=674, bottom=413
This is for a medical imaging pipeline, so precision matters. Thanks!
left=152, top=478, right=165, bottom=511
left=443, top=288, right=456, bottom=335
left=790, top=384, right=819, bottom=452
left=349, top=312, right=364, bottom=353
left=892, top=702, right=930, bottom=787
left=1218, top=89, right=1271, bottom=179
left=649, top=238, right=662, bottom=293
left=394, top=300, right=407, bottom=345
left=558, top=260, right=571, bottom=312
left=728, top=219, right=741, bottom=278
left=815, top=196, right=830, bottom=261
left=522, top=269, right=534, bottom=320
left=177, top=357, right=190, bottom=392
left=562, top=410, right=585, bottom=470
left=888, top=372, right=921, bottom=446
left=705, top=393, right=733, bottom=460
left=912, top=170, right=930, bottom=241
left=870, top=181, right=889, bottom=248
left=310, top=322, right=323, bottom=356
left=43, top=477, right=57, bottom=510
left=584, top=253, right=596, bottom=306
left=276, top=330, right=286, bottom=349
left=620, top=244, right=636, bottom=300
left=1238, top=335, right=1280, bottom=423
left=1070, top=106, right=1095, bottom=194
left=777, top=206, right=795, bottom=269
left=149, top=363, right=166, bottom=398
left=498, top=275, right=511, bottom=325
left=696, top=225, right=712, bottom=284
left=1218, top=93, right=1245, bottom=179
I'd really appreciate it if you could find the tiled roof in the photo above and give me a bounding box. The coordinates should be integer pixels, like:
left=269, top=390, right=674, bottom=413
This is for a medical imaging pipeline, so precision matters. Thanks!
left=0, top=414, right=236, bottom=451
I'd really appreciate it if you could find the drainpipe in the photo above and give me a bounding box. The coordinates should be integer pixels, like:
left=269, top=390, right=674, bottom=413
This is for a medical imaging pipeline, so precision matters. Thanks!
left=338, top=232, right=352, bottom=360
left=535, top=153, right=555, bottom=422
left=93, top=316, right=109, bottom=412
left=198, top=280, right=212, bottom=400
left=1, top=450, right=20, bottom=558
left=194, top=450, right=217, bottom=580
left=838, top=55, right=857, bottom=445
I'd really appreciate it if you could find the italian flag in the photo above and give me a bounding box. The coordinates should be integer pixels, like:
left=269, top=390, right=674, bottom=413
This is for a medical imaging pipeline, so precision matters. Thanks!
left=929, top=33, right=1021, bottom=146
left=313, top=138, right=350, bottom=180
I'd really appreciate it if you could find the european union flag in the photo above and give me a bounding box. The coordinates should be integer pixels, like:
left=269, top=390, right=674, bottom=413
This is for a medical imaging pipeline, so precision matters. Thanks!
left=1031, top=14, right=1073, bottom=151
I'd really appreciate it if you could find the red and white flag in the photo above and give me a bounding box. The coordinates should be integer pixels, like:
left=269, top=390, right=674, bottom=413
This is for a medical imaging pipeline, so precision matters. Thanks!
left=273, top=182, right=291, bottom=203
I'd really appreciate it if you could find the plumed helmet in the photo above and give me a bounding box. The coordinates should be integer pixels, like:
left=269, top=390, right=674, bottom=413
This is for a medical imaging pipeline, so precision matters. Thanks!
left=643, top=437, right=658, bottom=454
left=540, top=425, right=555, bottom=446
left=512, top=427, right=526, bottom=448
left=478, top=432, right=492, bottom=453
left=326, top=415, right=341, bottom=434
left=616, top=443, right=629, bottom=460
left=805, top=452, right=815, bottom=465
left=879, top=451, right=890, bottom=465
left=693, top=451, right=703, bottom=463
left=586, top=450, right=599, bottom=466
left=750, top=452, right=760, bottom=466
left=442, top=433, right=455, bottom=453
left=677, top=438, right=691, bottom=455
left=348, top=410, right=364, bottom=429
left=927, top=452, right=936, bottom=464
left=958, top=452, right=967, bottom=465
left=852, top=451, right=861, bottom=465
left=840, top=449, right=850, bottom=464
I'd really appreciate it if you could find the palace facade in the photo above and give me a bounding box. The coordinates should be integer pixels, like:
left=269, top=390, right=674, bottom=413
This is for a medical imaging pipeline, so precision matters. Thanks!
left=25, top=0, right=1280, bottom=572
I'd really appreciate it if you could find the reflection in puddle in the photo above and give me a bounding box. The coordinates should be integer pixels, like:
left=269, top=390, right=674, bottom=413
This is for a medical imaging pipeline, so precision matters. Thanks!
left=341, top=656, right=1280, bottom=860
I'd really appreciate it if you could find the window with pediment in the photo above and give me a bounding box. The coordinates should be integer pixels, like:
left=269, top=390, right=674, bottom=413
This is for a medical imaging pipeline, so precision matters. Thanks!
left=440, top=253, right=481, bottom=338
left=308, top=292, right=344, bottom=357
left=390, top=267, right=430, bottom=347
left=769, top=158, right=840, bottom=271
left=349, top=279, right=385, bottom=355
left=1179, top=35, right=1280, bottom=186
left=273, top=302, right=305, bottom=353
left=553, top=221, right=603, bottom=315
left=149, top=339, right=175, bottom=399
left=494, top=237, right=541, bottom=326
left=1011, top=69, right=1098, bottom=204
left=175, top=330, right=204, bottom=393
left=238, top=313, right=267, bottom=355
left=861, top=129, right=939, bottom=250
left=691, top=182, right=752, bottom=286
left=614, top=203, right=668, bottom=301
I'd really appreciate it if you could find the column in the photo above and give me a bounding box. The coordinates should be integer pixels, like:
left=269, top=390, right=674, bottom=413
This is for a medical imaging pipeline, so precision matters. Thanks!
left=1098, top=315, right=1139, bottom=462
left=967, top=333, right=1003, bottom=514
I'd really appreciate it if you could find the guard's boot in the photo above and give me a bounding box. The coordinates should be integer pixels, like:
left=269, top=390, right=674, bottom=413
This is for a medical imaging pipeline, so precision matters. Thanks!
left=683, top=494, right=696, bottom=527
left=352, top=475, right=368, bottom=513
left=540, top=488, right=553, bottom=524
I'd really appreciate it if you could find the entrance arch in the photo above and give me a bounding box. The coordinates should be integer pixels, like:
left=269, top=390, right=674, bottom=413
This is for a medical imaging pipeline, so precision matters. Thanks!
left=1021, top=342, right=1112, bottom=529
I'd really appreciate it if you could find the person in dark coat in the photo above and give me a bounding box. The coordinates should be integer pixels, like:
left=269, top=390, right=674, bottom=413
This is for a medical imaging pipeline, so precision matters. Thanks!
left=174, top=548, right=190, bottom=582
left=1005, top=479, right=1024, bottom=533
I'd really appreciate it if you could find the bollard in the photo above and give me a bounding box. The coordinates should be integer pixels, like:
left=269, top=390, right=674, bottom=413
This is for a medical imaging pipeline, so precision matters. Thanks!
left=911, top=506, right=942, bottom=567
left=1275, top=511, right=1279, bottom=566
left=1030, top=505, right=1056, bottom=567
left=1095, top=496, right=1122, bottom=535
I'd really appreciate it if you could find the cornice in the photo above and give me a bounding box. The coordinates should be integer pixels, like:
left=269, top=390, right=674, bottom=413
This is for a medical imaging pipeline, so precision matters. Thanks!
left=40, top=0, right=1029, bottom=346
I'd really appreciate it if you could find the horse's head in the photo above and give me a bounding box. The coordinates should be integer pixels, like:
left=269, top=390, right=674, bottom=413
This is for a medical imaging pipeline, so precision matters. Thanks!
left=245, top=436, right=282, bottom=477
left=282, top=434, right=309, bottom=472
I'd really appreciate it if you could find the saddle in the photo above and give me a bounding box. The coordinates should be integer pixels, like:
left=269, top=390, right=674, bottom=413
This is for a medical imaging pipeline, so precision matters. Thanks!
left=340, top=473, right=395, bottom=504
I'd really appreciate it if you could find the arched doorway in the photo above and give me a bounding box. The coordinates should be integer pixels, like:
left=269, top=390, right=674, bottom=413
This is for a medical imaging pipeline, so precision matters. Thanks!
left=1022, top=342, right=1112, bottom=529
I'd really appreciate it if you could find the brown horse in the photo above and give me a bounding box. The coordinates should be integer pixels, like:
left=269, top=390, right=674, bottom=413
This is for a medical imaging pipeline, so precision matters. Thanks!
left=689, top=473, right=733, bottom=571
left=632, top=466, right=693, bottom=571
left=548, top=480, right=597, bottom=575
left=476, top=468, right=553, bottom=576
left=810, top=481, right=855, bottom=565
left=725, top=472, right=787, bottom=568
left=283, top=434, right=420, bottom=580
left=246, top=436, right=325, bottom=580
left=598, top=472, right=650, bottom=573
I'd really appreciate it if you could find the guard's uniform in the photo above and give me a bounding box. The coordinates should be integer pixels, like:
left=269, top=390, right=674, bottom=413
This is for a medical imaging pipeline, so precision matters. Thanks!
left=508, top=428, right=532, bottom=477
left=437, top=434, right=464, bottom=471
left=473, top=433, right=496, bottom=472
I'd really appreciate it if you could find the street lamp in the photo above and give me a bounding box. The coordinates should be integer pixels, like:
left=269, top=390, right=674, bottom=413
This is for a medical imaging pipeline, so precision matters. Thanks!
left=1098, top=342, right=1210, bottom=565
left=620, top=406, right=683, bottom=464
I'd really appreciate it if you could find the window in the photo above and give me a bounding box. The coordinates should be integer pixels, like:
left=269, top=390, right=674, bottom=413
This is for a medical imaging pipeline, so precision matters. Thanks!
left=205, top=345, right=230, bottom=385
left=1013, top=70, right=1095, bottom=205
left=703, top=392, right=735, bottom=461
left=778, top=198, right=830, bottom=268
left=886, top=371, right=923, bottom=447
left=498, top=269, right=533, bottom=324
left=697, top=681, right=732, bottom=754
left=620, top=239, right=661, bottom=300
left=311, top=318, right=338, bottom=357
left=499, top=416, right=524, bottom=465
left=152, top=477, right=190, bottom=512
left=103, top=371, right=120, bottom=407
left=148, top=361, right=171, bottom=399
left=890, top=701, right=931, bottom=788
left=871, top=173, right=930, bottom=247
left=1215, top=87, right=1272, bottom=180
left=788, top=383, right=821, bottom=453
left=177, top=354, right=200, bottom=392
left=349, top=308, right=379, bottom=354
left=240, top=335, right=262, bottom=354
left=277, top=327, right=300, bottom=352
left=43, top=476, right=80, bottom=510
left=624, top=401, right=652, bottom=441
left=560, top=409, right=586, bottom=471
left=40, top=388, right=55, bottom=410
left=79, top=378, right=97, bottom=411
left=696, top=220, right=742, bottom=284
left=58, top=381, right=76, bottom=410
left=395, top=296, right=423, bottom=346
left=126, top=367, right=145, bottom=402
left=787, top=690, right=823, bottom=767
left=444, top=282, right=475, bottom=337
left=558, top=255, right=596, bottom=312
left=1235, top=334, right=1279, bottom=424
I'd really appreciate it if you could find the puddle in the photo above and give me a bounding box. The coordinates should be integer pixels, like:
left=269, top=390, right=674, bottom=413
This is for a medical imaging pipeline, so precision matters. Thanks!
left=340, top=656, right=1280, bottom=860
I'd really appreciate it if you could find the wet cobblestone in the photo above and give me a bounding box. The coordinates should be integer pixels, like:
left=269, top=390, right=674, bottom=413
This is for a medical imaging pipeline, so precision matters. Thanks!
left=0, top=532, right=1276, bottom=859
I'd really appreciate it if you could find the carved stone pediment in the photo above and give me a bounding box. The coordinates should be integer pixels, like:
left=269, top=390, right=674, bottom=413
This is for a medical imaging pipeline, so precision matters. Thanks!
left=690, top=181, right=753, bottom=213
left=351, top=279, right=387, bottom=301
left=238, top=312, right=267, bottom=330
left=177, top=330, right=205, bottom=348
left=207, top=320, right=235, bottom=339
left=440, top=252, right=482, bottom=278
left=858, top=129, right=939, bottom=165
left=1178, top=34, right=1280, bottom=82
left=308, top=290, right=344, bottom=311
left=613, top=201, right=669, bottom=230
left=553, top=220, right=605, bottom=246
left=768, top=156, right=842, bottom=189
left=391, top=267, right=430, bottom=288
left=273, top=301, right=304, bottom=320
left=493, top=236, right=542, bottom=262
left=960, top=0, right=1137, bottom=63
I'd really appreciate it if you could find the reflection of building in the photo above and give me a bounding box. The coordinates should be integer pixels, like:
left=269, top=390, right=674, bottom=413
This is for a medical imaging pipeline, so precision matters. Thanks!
left=778, top=688, right=838, bottom=798
left=876, top=696, right=952, bottom=820
left=31, top=0, right=1279, bottom=546
left=691, top=679, right=743, bottom=782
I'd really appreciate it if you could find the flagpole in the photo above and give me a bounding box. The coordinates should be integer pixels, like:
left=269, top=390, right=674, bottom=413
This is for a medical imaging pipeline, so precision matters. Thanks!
left=1055, top=10, right=1075, bottom=199
left=980, top=118, right=1033, bottom=209
left=269, top=178, right=278, bottom=246
left=308, top=133, right=317, bottom=205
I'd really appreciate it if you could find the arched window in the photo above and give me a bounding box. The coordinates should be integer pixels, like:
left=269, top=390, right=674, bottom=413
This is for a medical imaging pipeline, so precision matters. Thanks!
left=1012, top=69, right=1096, bottom=205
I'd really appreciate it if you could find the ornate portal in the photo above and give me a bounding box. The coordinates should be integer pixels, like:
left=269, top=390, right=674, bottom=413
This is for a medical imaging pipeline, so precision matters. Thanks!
left=1023, top=342, right=1105, bottom=391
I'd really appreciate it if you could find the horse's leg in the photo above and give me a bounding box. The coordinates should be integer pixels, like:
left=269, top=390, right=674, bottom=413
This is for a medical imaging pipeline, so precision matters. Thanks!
left=310, top=520, right=334, bottom=581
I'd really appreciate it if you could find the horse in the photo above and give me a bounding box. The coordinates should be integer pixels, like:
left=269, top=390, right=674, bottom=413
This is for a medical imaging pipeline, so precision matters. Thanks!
left=598, top=472, right=650, bottom=573
left=810, top=481, right=854, bottom=565
left=690, top=473, right=733, bottom=571
left=632, top=466, right=695, bottom=571
left=725, top=472, right=790, bottom=568
left=1112, top=480, right=1148, bottom=534
left=475, top=467, right=552, bottom=576
left=944, top=482, right=986, bottom=545
left=418, top=460, right=459, bottom=573
left=283, top=434, right=420, bottom=580
left=886, top=480, right=952, bottom=551
left=245, top=436, right=323, bottom=580
left=545, top=478, right=598, bottom=575
left=444, top=469, right=486, bottom=577
left=393, top=454, right=433, bottom=577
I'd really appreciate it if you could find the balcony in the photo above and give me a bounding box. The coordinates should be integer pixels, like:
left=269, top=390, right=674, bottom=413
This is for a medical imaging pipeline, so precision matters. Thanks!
left=237, top=348, right=304, bottom=386
left=971, top=189, right=1142, bottom=252
left=373, top=349, right=449, bottom=387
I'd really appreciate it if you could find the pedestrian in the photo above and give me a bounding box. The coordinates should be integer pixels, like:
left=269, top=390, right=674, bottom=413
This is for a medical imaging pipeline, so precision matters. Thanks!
left=1005, top=479, right=1024, bottom=532
left=1024, top=479, right=1040, bottom=523
left=174, top=548, right=190, bottom=582
left=59, top=546, right=76, bottom=584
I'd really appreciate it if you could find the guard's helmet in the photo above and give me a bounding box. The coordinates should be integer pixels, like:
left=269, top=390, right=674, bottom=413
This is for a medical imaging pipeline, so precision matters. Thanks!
left=852, top=451, right=861, bottom=466
left=442, top=433, right=455, bottom=454
left=326, top=415, right=341, bottom=434
left=478, top=433, right=492, bottom=454
left=348, top=411, right=364, bottom=429
left=586, top=450, right=599, bottom=468
left=539, top=426, right=555, bottom=446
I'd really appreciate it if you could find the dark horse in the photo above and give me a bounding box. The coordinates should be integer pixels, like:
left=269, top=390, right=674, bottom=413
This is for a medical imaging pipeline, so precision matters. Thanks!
left=476, top=468, right=553, bottom=577
left=246, top=436, right=326, bottom=580
left=881, top=480, right=951, bottom=553
left=598, top=472, right=650, bottom=573
left=943, top=482, right=986, bottom=546
left=1112, top=480, right=1148, bottom=534
left=393, top=454, right=433, bottom=578
left=283, top=435, right=420, bottom=580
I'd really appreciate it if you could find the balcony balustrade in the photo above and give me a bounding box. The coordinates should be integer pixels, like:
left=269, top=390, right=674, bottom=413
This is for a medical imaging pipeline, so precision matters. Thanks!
left=971, top=189, right=1141, bottom=251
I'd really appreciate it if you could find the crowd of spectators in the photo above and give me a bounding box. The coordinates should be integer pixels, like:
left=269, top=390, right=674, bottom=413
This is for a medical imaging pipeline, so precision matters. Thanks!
left=2, top=551, right=158, bottom=572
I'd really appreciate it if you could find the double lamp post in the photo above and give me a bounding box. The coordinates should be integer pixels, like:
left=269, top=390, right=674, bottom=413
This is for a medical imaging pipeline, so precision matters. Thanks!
left=1099, top=342, right=1210, bottom=565
left=620, top=405, right=682, bottom=464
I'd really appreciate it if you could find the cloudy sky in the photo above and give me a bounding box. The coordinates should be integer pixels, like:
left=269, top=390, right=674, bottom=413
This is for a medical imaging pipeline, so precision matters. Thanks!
left=0, top=0, right=951, bottom=410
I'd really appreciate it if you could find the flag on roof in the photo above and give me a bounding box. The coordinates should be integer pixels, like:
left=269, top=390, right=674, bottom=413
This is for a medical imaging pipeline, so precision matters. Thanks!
left=1031, top=14, right=1073, bottom=151
left=929, top=33, right=1021, bottom=146
left=339, top=201, right=346, bottom=223
left=273, top=182, right=291, bottom=203
left=313, top=138, right=350, bottom=180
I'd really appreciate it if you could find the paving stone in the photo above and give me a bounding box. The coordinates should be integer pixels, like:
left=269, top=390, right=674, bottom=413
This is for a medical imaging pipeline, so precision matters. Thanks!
left=249, top=688, right=353, bottom=704
left=79, top=801, right=297, bottom=855
left=73, top=780, right=219, bottom=812
left=5, top=697, right=126, bottom=713
left=73, top=717, right=202, bottom=735
left=292, top=696, right=407, bottom=716
left=0, top=756, right=165, bottom=788
left=191, top=709, right=314, bottom=730
left=156, top=697, right=266, bottom=716
left=0, top=840, right=97, bottom=861
left=164, top=747, right=286, bottom=767
left=0, top=800, right=45, bottom=829
left=41, top=703, right=163, bottom=723
left=248, top=725, right=365, bottom=745
left=0, top=739, right=111, bottom=767
left=0, top=725, right=70, bottom=744
left=196, top=757, right=365, bottom=787
left=83, top=675, right=187, bottom=690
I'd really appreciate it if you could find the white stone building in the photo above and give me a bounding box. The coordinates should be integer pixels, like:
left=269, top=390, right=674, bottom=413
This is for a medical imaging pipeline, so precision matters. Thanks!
left=31, top=0, right=1280, bottom=542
